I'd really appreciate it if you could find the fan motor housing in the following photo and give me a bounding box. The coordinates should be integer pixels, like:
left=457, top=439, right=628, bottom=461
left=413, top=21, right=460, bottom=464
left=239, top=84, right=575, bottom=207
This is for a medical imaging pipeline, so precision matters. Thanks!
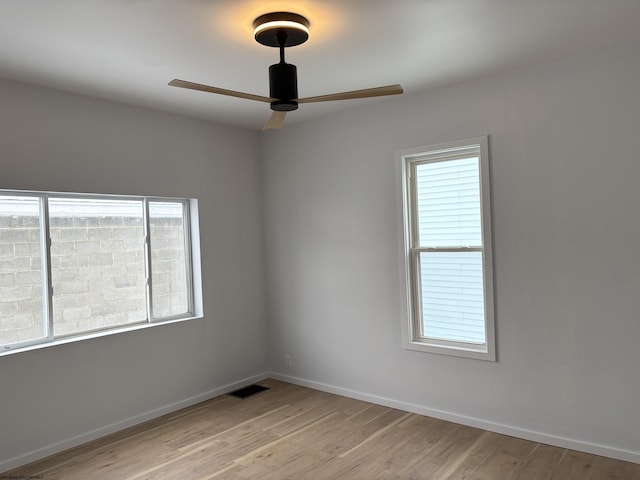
left=269, top=62, right=298, bottom=111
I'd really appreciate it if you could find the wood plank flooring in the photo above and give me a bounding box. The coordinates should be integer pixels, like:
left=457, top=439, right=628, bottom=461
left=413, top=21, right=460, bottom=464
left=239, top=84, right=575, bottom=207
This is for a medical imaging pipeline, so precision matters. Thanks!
left=5, top=379, right=640, bottom=479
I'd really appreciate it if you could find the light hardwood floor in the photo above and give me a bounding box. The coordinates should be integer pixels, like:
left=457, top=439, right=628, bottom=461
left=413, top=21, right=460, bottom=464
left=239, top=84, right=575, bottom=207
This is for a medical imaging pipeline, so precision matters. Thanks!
left=6, top=379, right=640, bottom=479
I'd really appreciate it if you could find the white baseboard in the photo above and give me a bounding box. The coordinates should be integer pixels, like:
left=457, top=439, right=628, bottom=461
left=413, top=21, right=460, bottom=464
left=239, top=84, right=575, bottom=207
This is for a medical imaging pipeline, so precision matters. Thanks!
left=0, top=372, right=269, bottom=474
left=269, top=372, right=640, bottom=465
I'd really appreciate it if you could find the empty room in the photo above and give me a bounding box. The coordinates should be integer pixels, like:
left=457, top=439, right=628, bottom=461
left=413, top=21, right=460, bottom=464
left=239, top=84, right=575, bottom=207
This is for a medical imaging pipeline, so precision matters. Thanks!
left=1, top=1, right=639, bottom=478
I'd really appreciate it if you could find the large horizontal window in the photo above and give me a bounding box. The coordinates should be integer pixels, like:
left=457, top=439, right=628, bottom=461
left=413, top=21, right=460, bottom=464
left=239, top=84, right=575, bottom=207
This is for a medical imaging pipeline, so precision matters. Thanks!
left=397, top=137, right=495, bottom=360
left=0, top=191, right=202, bottom=353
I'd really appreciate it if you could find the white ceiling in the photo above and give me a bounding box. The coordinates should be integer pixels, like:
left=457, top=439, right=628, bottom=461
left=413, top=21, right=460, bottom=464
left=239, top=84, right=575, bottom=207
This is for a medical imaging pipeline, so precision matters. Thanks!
left=2, top=0, right=640, bottom=130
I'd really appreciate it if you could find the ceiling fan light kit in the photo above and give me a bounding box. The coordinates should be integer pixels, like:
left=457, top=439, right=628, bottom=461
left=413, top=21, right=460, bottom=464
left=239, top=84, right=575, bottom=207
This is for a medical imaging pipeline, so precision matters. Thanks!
left=169, top=11, right=403, bottom=129
left=253, top=12, right=310, bottom=47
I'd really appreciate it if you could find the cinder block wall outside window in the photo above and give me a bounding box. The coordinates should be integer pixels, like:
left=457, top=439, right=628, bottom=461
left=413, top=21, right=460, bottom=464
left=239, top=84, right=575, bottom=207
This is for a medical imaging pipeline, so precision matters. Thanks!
left=0, top=214, right=185, bottom=344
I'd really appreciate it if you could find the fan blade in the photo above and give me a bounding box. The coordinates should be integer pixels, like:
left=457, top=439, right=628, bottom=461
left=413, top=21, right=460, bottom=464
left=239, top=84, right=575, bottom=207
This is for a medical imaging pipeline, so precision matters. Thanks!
left=297, top=84, right=403, bottom=104
left=263, top=111, right=287, bottom=130
left=169, top=79, right=274, bottom=103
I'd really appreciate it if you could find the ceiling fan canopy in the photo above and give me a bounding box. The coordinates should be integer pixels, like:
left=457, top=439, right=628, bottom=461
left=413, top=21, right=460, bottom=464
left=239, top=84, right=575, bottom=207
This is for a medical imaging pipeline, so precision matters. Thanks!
left=169, top=11, right=403, bottom=129
left=253, top=12, right=310, bottom=47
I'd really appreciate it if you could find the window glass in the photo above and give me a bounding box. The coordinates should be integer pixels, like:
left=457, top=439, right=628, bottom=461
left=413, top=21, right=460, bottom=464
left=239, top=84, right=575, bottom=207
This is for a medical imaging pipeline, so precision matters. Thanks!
left=149, top=201, right=189, bottom=319
left=0, top=196, right=46, bottom=345
left=415, top=157, right=482, bottom=248
left=48, top=198, right=147, bottom=336
left=0, top=190, right=200, bottom=354
left=418, top=251, right=486, bottom=343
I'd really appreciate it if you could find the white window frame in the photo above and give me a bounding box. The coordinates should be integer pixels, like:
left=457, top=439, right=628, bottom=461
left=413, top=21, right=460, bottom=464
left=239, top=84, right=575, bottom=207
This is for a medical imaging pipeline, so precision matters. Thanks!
left=0, top=189, right=203, bottom=355
left=397, top=136, right=496, bottom=361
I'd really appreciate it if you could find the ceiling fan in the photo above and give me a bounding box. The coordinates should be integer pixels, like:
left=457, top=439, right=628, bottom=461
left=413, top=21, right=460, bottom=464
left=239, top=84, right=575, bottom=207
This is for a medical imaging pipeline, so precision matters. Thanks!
left=169, top=12, right=404, bottom=130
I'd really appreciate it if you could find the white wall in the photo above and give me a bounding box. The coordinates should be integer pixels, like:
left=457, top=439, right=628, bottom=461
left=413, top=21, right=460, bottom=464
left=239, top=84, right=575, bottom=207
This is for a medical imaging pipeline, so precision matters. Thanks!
left=0, top=80, right=268, bottom=470
left=261, top=47, right=640, bottom=461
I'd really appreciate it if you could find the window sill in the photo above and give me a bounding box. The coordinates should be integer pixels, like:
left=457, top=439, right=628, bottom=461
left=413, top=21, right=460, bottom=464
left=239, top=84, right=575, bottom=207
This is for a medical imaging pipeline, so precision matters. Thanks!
left=0, top=315, right=204, bottom=357
left=404, top=338, right=496, bottom=361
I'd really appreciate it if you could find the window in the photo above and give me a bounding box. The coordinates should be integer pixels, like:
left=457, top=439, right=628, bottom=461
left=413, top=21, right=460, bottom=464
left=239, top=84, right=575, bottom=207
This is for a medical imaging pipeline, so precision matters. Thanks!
left=397, top=137, right=495, bottom=360
left=0, top=191, right=201, bottom=353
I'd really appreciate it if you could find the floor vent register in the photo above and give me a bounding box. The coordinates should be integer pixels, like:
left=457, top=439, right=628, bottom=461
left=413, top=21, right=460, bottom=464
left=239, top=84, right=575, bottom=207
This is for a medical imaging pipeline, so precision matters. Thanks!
left=227, top=384, right=270, bottom=399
